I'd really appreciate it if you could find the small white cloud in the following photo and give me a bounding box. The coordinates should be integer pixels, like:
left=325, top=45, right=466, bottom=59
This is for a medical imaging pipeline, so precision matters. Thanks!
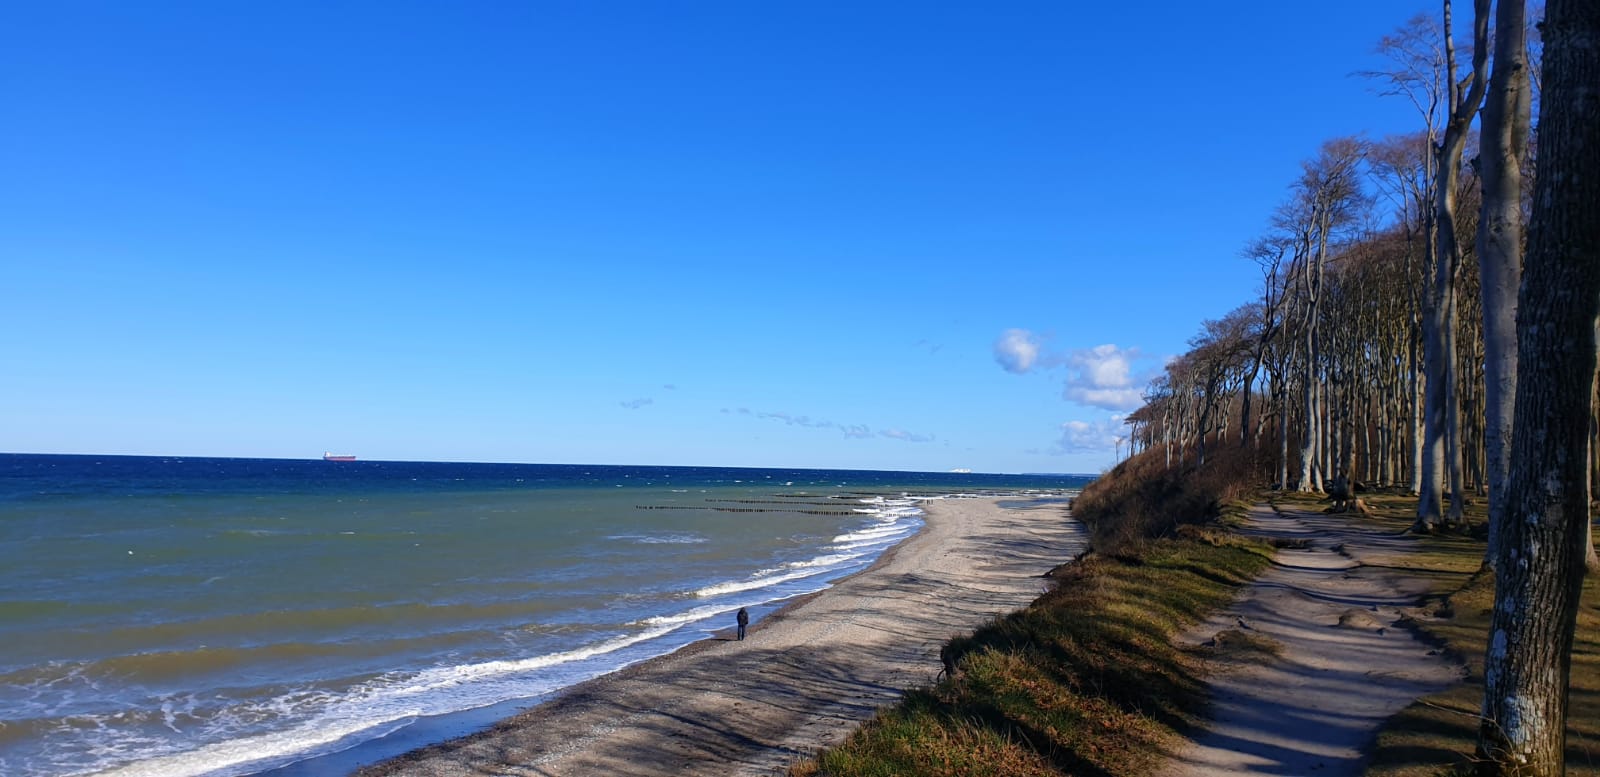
left=663, top=384, right=678, bottom=391
left=1063, top=344, right=1144, bottom=411
left=881, top=428, right=935, bottom=443
left=994, top=329, right=1041, bottom=374
left=1054, top=416, right=1125, bottom=454
left=620, top=398, right=654, bottom=410
left=1065, top=386, right=1144, bottom=410
left=728, top=406, right=930, bottom=443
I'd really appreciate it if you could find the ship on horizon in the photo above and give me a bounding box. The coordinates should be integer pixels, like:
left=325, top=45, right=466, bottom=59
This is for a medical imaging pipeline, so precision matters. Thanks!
left=322, top=452, right=357, bottom=462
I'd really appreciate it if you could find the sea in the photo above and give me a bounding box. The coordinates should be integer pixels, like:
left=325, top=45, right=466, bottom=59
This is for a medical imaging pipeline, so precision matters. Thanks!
left=0, top=454, right=1088, bottom=777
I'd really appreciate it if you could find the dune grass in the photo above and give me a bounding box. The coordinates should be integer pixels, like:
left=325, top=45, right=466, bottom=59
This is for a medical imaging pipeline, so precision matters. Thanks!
left=788, top=523, right=1273, bottom=777
left=792, top=462, right=1599, bottom=777
left=1351, top=493, right=1600, bottom=777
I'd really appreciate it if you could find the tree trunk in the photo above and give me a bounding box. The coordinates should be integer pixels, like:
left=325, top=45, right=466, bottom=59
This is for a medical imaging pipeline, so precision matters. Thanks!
left=1418, top=0, right=1488, bottom=531
left=1411, top=324, right=1425, bottom=495
left=1476, top=0, right=1600, bottom=770
left=1241, top=360, right=1260, bottom=448
left=1591, top=365, right=1600, bottom=576
left=1419, top=301, right=1448, bottom=527
left=1476, top=0, right=1530, bottom=564
left=1446, top=297, right=1466, bottom=524
left=1278, top=379, right=1291, bottom=489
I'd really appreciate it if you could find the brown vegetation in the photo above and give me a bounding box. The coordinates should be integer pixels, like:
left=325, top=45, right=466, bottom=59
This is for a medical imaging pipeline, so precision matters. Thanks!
left=791, top=445, right=1272, bottom=777
left=1073, top=442, right=1267, bottom=556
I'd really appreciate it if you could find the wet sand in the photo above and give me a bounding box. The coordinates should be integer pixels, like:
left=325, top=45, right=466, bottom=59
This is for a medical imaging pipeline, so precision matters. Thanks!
left=355, top=496, right=1086, bottom=776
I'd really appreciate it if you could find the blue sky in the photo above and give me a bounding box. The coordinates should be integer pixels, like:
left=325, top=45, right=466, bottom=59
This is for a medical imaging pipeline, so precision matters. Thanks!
left=3, top=2, right=1428, bottom=473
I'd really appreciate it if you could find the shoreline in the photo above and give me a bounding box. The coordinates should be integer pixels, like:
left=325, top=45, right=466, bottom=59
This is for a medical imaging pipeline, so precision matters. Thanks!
left=346, top=495, right=1086, bottom=776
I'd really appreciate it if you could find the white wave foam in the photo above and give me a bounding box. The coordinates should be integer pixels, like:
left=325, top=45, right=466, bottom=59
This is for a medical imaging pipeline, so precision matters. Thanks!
left=83, top=623, right=687, bottom=777
left=693, top=566, right=841, bottom=598
left=638, top=603, right=734, bottom=628
left=605, top=533, right=707, bottom=545
left=831, top=524, right=907, bottom=544
left=74, top=494, right=935, bottom=777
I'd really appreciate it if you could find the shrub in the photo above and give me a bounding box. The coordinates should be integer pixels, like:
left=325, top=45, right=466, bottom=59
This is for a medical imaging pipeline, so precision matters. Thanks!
left=1073, top=442, right=1267, bottom=555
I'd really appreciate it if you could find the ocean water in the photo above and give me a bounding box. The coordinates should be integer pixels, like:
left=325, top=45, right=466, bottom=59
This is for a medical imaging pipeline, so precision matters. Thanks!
left=0, top=454, right=1087, bottom=777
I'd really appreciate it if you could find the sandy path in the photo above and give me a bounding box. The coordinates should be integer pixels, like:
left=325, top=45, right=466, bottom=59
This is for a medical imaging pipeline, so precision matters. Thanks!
left=357, top=496, right=1086, bottom=777
left=1158, top=503, right=1463, bottom=777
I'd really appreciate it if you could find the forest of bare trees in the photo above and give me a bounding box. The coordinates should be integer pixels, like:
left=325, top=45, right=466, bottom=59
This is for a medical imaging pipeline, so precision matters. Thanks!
left=1118, top=2, right=1596, bottom=774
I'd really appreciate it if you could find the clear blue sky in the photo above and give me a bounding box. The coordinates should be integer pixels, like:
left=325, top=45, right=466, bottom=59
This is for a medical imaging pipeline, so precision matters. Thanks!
left=2, top=2, right=1427, bottom=474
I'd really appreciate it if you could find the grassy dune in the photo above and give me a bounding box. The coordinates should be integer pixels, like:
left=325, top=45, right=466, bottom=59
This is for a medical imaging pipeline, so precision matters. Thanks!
left=790, top=447, right=1274, bottom=776
left=792, top=449, right=1599, bottom=776
left=789, top=531, right=1272, bottom=777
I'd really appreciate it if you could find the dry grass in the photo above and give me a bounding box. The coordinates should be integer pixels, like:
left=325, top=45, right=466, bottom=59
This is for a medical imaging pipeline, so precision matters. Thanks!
left=1073, top=444, right=1270, bottom=556
left=789, top=530, right=1274, bottom=777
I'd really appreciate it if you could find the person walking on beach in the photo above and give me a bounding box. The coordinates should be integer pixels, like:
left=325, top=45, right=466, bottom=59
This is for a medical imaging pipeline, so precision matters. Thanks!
left=736, top=607, right=749, bottom=641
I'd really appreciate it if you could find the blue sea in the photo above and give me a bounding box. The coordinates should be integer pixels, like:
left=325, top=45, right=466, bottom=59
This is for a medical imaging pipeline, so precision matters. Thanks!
left=0, top=454, right=1087, bottom=777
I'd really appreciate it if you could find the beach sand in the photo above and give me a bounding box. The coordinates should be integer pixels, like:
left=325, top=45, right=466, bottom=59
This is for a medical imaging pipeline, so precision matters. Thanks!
left=355, top=496, right=1086, bottom=776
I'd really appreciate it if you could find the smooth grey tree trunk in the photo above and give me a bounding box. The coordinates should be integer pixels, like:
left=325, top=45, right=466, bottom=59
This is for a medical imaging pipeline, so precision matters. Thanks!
left=1446, top=309, right=1466, bottom=523
left=1278, top=380, right=1291, bottom=489
left=1475, top=0, right=1529, bottom=564
left=1477, top=0, right=1600, bottom=770
left=1411, top=328, right=1424, bottom=495
left=1299, top=292, right=1321, bottom=492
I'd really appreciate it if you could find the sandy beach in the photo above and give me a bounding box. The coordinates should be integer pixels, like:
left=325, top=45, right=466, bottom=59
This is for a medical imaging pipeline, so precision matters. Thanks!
left=355, top=496, right=1086, bottom=776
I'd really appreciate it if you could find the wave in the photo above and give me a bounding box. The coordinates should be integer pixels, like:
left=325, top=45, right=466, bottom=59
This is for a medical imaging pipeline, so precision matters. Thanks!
left=79, top=621, right=697, bottom=777
left=692, top=563, right=847, bottom=599
left=692, top=497, right=923, bottom=600
left=21, top=491, right=951, bottom=777
left=830, top=524, right=910, bottom=544
left=37, top=598, right=575, bottom=666
left=605, top=533, right=708, bottom=545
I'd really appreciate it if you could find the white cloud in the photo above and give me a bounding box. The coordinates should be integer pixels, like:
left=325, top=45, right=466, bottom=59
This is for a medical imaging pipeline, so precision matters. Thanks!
left=1054, top=415, right=1126, bottom=454
left=620, top=398, right=654, bottom=410
left=727, top=406, right=933, bottom=444
left=993, top=329, right=1041, bottom=374
left=880, top=428, right=935, bottom=443
left=1063, top=344, right=1144, bottom=411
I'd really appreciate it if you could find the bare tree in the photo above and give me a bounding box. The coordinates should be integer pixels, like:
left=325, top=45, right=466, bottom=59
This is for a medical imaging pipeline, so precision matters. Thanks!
left=1288, top=138, right=1367, bottom=493
left=1370, top=133, right=1435, bottom=493
left=1476, top=0, right=1600, bottom=770
left=1239, top=237, right=1289, bottom=451
left=1360, top=10, right=1478, bottom=521
left=1418, top=0, right=1489, bottom=531
left=1476, top=0, right=1532, bottom=564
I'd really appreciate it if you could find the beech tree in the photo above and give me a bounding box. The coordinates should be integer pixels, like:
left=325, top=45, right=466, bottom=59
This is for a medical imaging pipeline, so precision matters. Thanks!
left=1369, top=132, right=1435, bottom=493
left=1475, top=0, right=1531, bottom=563
left=1287, top=137, right=1368, bottom=493
left=1418, top=0, right=1489, bottom=530
left=1239, top=236, right=1289, bottom=451
left=1360, top=9, right=1483, bottom=524
left=1476, top=0, right=1599, bottom=770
